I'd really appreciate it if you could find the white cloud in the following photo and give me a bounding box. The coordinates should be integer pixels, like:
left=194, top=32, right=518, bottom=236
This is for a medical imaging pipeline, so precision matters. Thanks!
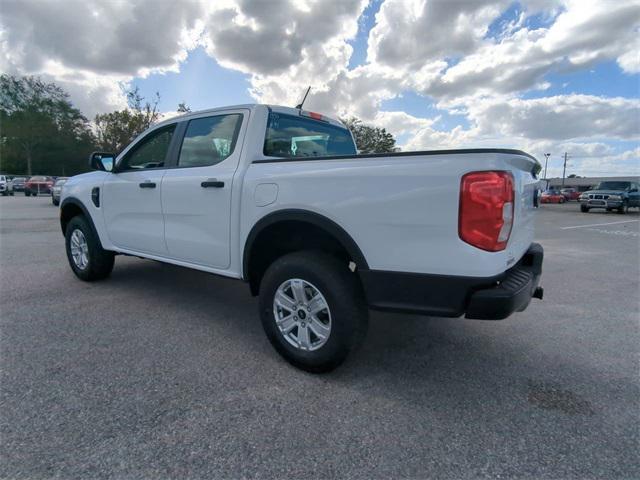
left=467, top=94, right=640, bottom=141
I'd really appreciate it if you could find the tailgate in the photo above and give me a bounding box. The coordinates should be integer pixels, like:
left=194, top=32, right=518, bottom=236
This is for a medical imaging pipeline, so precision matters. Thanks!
left=504, top=155, right=540, bottom=267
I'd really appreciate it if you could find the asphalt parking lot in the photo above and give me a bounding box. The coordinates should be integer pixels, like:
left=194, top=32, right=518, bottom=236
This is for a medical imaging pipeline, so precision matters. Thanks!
left=1, top=196, right=638, bottom=479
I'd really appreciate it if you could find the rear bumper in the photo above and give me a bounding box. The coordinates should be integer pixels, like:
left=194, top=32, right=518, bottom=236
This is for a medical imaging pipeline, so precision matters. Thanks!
left=359, top=243, right=544, bottom=320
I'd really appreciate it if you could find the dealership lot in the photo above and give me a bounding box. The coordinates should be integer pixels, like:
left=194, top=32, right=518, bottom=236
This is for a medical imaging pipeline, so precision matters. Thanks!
left=1, top=196, right=638, bottom=479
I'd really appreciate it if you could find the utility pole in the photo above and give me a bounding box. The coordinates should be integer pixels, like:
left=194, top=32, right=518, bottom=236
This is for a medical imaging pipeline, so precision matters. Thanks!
left=562, top=152, right=568, bottom=187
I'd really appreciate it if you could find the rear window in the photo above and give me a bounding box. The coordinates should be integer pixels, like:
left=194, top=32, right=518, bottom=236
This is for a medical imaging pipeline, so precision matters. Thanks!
left=264, top=112, right=356, bottom=159
left=29, top=176, right=48, bottom=181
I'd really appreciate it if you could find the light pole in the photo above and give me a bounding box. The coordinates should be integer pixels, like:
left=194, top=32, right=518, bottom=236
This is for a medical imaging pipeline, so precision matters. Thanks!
left=543, top=153, right=550, bottom=190
left=543, top=153, right=550, bottom=179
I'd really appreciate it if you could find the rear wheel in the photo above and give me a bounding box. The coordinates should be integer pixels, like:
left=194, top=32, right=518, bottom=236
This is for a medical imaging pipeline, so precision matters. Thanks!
left=65, top=215, right=115, bottom=281
left=580, top=205, right=589, bottom=212
left=259, top=251, right=368, bottom=373
left=24, top=191, right=30, bottom=197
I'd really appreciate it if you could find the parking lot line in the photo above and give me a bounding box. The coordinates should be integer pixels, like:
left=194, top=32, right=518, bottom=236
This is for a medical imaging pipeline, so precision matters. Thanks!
left=561, top=219, right=639, bottom=230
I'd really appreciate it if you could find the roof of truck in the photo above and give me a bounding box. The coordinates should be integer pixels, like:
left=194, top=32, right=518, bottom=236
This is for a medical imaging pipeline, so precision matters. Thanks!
left=155, top=104, right=345, bottom=129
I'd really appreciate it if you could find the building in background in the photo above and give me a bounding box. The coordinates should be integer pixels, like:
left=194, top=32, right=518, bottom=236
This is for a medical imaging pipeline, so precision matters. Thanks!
left=543, top=176, right=640, bottom=192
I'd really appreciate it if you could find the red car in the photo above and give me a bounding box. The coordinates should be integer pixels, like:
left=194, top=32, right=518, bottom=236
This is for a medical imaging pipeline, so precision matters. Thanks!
left=541, top=190, right=566, bottom=204
left=25, top=176, right=54, bottom=196
left=560, top=188, right=580, bottom=201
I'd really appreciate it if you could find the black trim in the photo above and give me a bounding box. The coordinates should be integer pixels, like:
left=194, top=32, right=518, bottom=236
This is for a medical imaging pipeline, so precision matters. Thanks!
left=242, top=209, right=369, bottom=281
left=253, top=148, right=538, bottom=164
left=59, top=197, right=103, bottom=249
left=201, top=180, right=224, bottom=188
left=360, top=243, right=543, bottom=320
left=91, top=187, right=100, bottom=207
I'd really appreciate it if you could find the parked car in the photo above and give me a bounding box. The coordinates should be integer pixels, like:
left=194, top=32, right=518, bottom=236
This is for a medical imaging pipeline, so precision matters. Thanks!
left=541, top=190, right=566, bottom=203
left=560, top=187, right=580, bottom=201
left=25, top=176, right=54, bottom=196
left=11, top=177, right=27, bottom=192
left=580, top=180, right=640, bottom=213
left=59, top=104, right=544, bottom=372
left=0, top=175, right=14, bottom=196
left=51, top=177, right=69, bottom=206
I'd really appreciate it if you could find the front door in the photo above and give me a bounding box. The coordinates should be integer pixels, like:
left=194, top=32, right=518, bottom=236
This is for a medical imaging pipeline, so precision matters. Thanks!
left=161, top=111, right=246, bottom=269
left=102, top=124, right=177, bottom=256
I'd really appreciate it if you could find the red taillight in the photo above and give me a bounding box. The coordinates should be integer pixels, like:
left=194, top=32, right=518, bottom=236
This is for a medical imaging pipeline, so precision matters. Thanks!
left=459, top=171, right=514, bottom=252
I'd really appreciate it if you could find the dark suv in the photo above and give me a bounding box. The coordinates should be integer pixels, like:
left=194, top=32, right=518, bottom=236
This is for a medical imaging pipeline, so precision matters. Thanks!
left=579, top=181, right=640, bottom=213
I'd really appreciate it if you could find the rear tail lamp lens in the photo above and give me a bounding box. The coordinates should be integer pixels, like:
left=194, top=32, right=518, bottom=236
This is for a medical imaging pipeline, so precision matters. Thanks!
left=459, top=171, right=514, bottom=252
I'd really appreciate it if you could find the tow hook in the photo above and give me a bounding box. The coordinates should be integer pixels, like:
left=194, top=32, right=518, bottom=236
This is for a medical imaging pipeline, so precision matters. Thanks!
left=533, top=287, right=544, bottom=300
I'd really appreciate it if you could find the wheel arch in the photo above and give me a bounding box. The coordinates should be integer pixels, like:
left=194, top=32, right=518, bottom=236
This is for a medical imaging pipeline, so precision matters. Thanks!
left=60, top=197, right=103, bottom=247
left=242, top=209, right=369, bottom=295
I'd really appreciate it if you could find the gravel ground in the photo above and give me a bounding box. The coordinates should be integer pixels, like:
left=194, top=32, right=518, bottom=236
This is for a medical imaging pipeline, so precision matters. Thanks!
left=1, top=196, right=638, bottom=479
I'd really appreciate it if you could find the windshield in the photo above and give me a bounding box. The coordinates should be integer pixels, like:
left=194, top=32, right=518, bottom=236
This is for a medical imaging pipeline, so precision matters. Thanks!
left=264, top=112, right=356, bottom=158
left=54, top=179, right=67, bottom=186
left=596, top=181, right=631, bottom=191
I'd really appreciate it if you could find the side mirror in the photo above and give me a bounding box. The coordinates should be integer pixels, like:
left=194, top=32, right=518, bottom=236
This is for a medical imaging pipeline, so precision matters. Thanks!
left=89, top=152, right=115, bottom=172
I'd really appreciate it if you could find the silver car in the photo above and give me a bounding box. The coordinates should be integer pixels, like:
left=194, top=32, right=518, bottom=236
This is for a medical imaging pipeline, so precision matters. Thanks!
left=0, top=175, right=14, bottom=196
left=51, top=177, right=68, bottom=206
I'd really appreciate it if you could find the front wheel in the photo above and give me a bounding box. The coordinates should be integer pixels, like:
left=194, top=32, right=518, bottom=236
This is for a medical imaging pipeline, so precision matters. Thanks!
left=259, top=251, right=368, bottom=373
left=580, top=205, right=589, bottom=212
left=65, top=215, right=115, bottom=281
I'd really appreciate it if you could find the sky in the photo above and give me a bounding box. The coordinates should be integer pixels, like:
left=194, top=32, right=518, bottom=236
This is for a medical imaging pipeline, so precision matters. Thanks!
left=1, top=0, right=638, bottom=177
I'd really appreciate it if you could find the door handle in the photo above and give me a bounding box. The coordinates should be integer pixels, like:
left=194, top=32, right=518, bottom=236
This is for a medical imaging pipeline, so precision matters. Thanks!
left=201, top=179, right=224, bottom=188
left=139, top=181, right=156, bottom=189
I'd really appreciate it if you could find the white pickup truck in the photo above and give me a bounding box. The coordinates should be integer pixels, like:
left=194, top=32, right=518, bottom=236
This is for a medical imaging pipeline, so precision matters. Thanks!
left=60, top=104, right=544, bottom=372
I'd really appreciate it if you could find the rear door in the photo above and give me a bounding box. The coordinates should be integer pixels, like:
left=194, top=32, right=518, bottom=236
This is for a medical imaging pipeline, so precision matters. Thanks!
left=161, top=110, right=247, bottom=269
left=102, top=124, right=177, bottom=256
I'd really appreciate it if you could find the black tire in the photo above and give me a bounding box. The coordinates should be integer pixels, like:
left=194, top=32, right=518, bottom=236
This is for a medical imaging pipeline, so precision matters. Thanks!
left=9, top=191, right=14, bottom=196
left=617, top=202, right=627, bottom=214
left=259, top=251, right=368, bottom=373
left=580, top=205, right=589, bottom=212
left=24, top=191, right=30, bottom=197
left=52, top=198, right=59, bottom=206
left=65, top=215, right=115, bottom=281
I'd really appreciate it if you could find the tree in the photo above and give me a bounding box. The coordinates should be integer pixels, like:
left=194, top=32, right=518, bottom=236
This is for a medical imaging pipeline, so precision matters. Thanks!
left=340, top=117, right=398, bottom=154
left=94, top=87, right=161, bottom=154
left=0, top=74, right=94, bottom=175
left=177, top=102, right=191, bottom=113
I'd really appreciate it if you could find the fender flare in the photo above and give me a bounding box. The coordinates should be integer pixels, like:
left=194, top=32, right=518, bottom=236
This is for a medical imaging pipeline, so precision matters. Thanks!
left=59, top=197, right=103, bottom=248
left=242, top=209, right=369, bottom=280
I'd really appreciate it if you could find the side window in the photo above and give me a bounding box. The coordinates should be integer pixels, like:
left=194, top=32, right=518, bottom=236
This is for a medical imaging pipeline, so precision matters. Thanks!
left=120, top=125, right=176, bottom=171
left=178, top=114, right=242, bottom=168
